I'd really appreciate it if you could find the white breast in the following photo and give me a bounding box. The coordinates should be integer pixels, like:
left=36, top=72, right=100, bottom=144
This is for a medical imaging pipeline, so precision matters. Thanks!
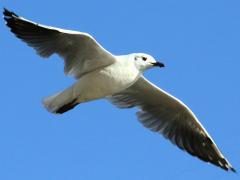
left=73, top=56, right=141, bottom=102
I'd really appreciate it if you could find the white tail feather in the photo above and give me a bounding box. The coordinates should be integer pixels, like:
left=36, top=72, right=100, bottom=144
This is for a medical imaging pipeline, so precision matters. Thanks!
left=42, top=92, right=62, bottom=113
left=42, top=85, right=78, bottom=114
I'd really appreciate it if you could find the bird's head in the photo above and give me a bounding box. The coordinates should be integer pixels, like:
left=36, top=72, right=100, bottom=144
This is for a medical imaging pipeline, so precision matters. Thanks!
left=132, top=53, right=164, bottom=72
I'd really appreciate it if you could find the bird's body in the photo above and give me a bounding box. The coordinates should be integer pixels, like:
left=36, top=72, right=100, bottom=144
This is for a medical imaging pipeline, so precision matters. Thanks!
left=44, top=54, right=141, bottom=113
left=3, top=8, right=235, bottom=172
left=79, top=54, right=141, bottom=99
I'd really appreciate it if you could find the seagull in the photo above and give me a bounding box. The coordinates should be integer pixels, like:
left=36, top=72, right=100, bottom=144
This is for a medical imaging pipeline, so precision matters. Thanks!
left=3, top=8, right=235, bottom=172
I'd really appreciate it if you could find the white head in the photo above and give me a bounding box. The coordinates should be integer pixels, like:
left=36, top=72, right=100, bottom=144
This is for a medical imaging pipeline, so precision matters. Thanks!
left=131, top=53, right=164, bottom=71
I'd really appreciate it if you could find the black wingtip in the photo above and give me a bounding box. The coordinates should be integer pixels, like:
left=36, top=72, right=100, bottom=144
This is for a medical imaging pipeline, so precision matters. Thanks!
left=3, top=7, right=9, bottom=16
left=3, top=8, right=18, bottom=18
left=230, top=166, right=237, bottom=173
left=3, top=8, right=20, bottom=30
left=219, top=157, right=236, bottom=173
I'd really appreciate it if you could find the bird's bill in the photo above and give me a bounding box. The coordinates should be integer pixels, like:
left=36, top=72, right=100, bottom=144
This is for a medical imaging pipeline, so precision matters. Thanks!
left=151, top=61, right=165, bottom=68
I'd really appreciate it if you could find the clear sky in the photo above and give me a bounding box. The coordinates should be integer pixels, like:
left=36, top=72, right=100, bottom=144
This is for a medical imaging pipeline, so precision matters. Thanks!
left=1, top=0, right=239, bottom=179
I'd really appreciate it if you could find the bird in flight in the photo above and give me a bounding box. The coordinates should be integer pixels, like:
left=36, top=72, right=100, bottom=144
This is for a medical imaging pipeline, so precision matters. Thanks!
left=3, top=8, right=235, bottom=172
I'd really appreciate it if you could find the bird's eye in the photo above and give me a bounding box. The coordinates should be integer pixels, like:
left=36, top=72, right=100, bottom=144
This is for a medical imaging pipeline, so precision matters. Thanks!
left=142, top=57, right=147, bottom=61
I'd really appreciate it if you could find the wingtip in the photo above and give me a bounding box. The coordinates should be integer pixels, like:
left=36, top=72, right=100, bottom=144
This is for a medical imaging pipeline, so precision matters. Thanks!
left=3, top=7, right=8, bottom=15
left=3, top=8, right=18, bottom=18
left=224, top=158, right=236, bottom=173
left=3, top=8, right=20, bottom=29
left=222, top=160, right=236, bottom=173
left=219, top=157, right=236, bottom=173
left=3, top=7, right=11, bottom=16
left=230, top=166, right=236, bottom=173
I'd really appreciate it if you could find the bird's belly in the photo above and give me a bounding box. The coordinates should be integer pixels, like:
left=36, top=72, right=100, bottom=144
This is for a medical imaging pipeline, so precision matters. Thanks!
left=75, top=63, right=140, bottom=102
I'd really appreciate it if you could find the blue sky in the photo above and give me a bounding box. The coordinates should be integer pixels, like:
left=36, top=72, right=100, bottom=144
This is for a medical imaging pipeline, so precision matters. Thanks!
left=1, top=0, right=239, bottom=179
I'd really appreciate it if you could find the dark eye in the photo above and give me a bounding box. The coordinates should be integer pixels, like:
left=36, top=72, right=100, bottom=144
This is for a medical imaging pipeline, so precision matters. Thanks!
left=142, top=56, right=147, bottom=61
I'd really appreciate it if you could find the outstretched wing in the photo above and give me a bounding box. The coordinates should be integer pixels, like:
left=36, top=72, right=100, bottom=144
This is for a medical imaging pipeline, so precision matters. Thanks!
left=108, top=76, right=235, bottom=172
left=3, top=8, right=115, bottom=78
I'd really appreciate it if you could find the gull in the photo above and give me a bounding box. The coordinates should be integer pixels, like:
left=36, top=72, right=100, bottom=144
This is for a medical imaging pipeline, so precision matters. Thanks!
left=3, top=8, right=235, bottom=172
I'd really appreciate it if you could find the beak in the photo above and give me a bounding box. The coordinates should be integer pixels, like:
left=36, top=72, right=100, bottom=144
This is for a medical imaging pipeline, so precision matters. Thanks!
left=152, top=61, right=165, bottom=68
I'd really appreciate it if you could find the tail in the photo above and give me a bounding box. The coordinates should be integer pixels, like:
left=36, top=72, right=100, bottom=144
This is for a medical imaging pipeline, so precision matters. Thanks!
left=43, top=88, right=79, bottom=114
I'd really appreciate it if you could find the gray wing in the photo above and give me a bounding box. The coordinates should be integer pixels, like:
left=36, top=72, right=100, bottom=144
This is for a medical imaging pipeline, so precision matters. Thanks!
left=3, top=9, right=115, bottom=78
left=108, top=76, right=235, bottom=172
